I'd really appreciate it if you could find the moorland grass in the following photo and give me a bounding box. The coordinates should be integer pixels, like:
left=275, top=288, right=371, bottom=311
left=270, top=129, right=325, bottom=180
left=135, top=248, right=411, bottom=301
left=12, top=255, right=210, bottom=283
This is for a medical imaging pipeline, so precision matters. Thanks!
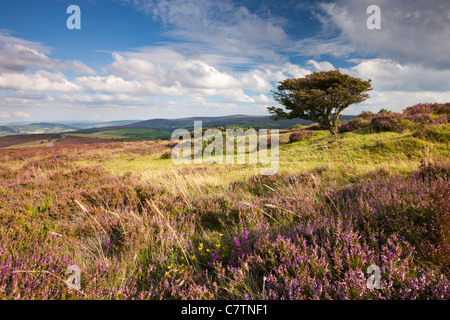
left=0, top=119, right=448, bottom=299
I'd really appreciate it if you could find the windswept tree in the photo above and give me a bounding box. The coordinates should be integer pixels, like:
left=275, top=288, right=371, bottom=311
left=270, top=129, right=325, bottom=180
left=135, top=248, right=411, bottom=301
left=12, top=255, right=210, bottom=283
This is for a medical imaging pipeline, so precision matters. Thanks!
left=268, top=70, right=372, bottom=135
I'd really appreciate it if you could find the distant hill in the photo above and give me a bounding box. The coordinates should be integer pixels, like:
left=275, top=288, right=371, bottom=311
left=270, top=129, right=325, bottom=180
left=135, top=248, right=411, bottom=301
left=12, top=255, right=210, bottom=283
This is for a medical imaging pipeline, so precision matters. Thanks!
left=67, top=120, right=140, bottom=129
left=124, top=115, right=314, bottom=131
left=0, top=120, right=140, bottom=136
left=0, top=123, right=78, bottom=136
left=0, top=126, right=16, bottom=133
left=1, top=115, right=357, bottom=141
left=72, top=114, right=356, bottom=140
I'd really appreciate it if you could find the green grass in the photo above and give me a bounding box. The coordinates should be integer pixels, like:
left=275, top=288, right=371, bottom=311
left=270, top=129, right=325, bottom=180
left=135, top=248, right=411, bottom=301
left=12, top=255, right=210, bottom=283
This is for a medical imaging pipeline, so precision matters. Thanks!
left=67, top=123, right=450, bottom=196
left=0, top=121, right=448, bottom=300
left=278, top=125, right=449, bottom=180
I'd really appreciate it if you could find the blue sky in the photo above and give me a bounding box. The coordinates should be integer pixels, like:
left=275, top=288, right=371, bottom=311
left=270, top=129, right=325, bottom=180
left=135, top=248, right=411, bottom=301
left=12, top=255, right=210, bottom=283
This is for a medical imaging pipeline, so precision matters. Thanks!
left=0, top=0, right=449, bottom=122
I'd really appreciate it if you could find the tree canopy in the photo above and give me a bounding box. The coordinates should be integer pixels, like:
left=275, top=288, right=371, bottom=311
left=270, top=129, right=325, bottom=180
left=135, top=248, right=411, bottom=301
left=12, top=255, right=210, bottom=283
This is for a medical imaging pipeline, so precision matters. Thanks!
left=268, top=70, right=372, bottom=135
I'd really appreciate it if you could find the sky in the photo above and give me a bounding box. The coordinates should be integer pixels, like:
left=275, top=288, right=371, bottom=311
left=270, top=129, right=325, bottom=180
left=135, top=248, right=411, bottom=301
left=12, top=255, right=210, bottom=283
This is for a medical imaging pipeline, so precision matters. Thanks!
left=0, top=0, right=449, bottom=123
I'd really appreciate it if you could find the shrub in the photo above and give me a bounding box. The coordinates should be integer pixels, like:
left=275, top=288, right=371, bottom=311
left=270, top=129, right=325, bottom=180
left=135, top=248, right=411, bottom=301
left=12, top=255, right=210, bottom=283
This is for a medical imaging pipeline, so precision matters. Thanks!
left=433, top=103, right=450, bottom=115
left=291, top=123, right=304, bottom=130
left=338, top=111, right=377, bottom=133
left=378, top=108, right=394, bottom=114
left=338, top=123, right=356, bottom=133
left=338, top=117, right=372, bottom=133
left=404, top=103, right=435, bottom=116
left=338, top=103, right=449, bottom=134
left=371, top=113, right=404, bottom=132
left=405, top=113, right=434, bottom=124
left=433, top=115, right=448, bottom=124
left=358, top=111, right=375, bottom=119
left=289, top=130, right=314, bottom=142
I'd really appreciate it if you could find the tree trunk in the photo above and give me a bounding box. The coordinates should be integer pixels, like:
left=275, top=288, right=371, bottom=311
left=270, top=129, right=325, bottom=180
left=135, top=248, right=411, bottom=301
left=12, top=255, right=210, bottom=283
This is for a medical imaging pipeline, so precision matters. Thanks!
left=329, top=125, right=338, bottom=135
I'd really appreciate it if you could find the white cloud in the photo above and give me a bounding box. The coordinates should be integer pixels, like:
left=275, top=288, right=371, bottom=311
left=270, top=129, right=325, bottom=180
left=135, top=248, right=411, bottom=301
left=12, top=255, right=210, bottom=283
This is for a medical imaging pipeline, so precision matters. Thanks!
left=0, top=110, right=31, bottom=119
left=254, top=93, right=271, bottom=103
left=0, top=70, right=80, bottom=92
left=110, top=52, right=160, bottom=81
left=0, top=30, right=52, bottom=54
left=0, top=31, right=95, bottom=75
left=13, top=111, right=31, bottom=118
left=121, top=0, right=289, bottom=63
left=2, top=1, right=448, bottom=122
left=291, top=37, right=355, bottom=58
left=74, top=48, right=319, bottom=108
left=171, top=60, right=240, bottom=89
left=307, top=60, right=335, bottom=71
left=0, top=111, right=11, bottom=118
left=342, top=58, right=450, bottom=92
left=319, top=0, right=450, bottom=69
left=76, top=75, right=144, bottom=94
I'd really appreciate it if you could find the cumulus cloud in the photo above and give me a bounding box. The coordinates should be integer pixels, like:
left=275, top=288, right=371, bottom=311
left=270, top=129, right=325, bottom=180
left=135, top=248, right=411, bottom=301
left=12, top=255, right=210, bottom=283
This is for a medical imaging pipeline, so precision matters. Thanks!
left=0, top=110, right=31, bottom=119
left=0, top=70, right=80, bottom=92
left=76, top=75, right=144, bottom=94
left=170, top=60, right=240, bottom=89
left=78, top=48, right=311, bottom=101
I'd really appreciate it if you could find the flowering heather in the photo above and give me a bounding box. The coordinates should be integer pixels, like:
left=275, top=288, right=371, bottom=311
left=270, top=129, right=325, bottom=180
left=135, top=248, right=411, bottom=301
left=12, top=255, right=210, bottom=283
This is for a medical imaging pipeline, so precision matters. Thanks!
left=370, top=112, right=405, bottom=132
left=338, top=103, right=449, bottom=134
left=404, top=104, right=435, bottom=116
left=358, top=111, right=375, bottom=119
left=289, top=130, right=314, bottom=143
left=405, top=113, right=434, bottom=125
left=0, top=127, right=449, bottom=299
left=338, top=121, right=360, bottom=133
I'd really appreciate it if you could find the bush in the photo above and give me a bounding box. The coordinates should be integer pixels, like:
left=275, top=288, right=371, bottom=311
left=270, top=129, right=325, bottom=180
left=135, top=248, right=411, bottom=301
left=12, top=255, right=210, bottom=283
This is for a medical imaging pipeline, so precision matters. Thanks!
left=433, top=103, right=450, bottom=115
left=358, top=111, right=375, bottom=119
left=338, top=123, right=354, bottom=133
left=404, top=103, right=435, bottom=116
left=434, top=115, right=448, bottom=124
left=371, top=113, right=404, bottom=132
left=291, top=123, right=304, bottom=130
left=338, top=104, right=449, bottom=134
left=338, top=111, right=377, bottom=133
left=338, top=116, right=373, bottom=133
left=405, top=113, right=434, bottom=125
left=289, top=130, right=314, bottom=142
left=378, top=108, right=394, bottom=114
